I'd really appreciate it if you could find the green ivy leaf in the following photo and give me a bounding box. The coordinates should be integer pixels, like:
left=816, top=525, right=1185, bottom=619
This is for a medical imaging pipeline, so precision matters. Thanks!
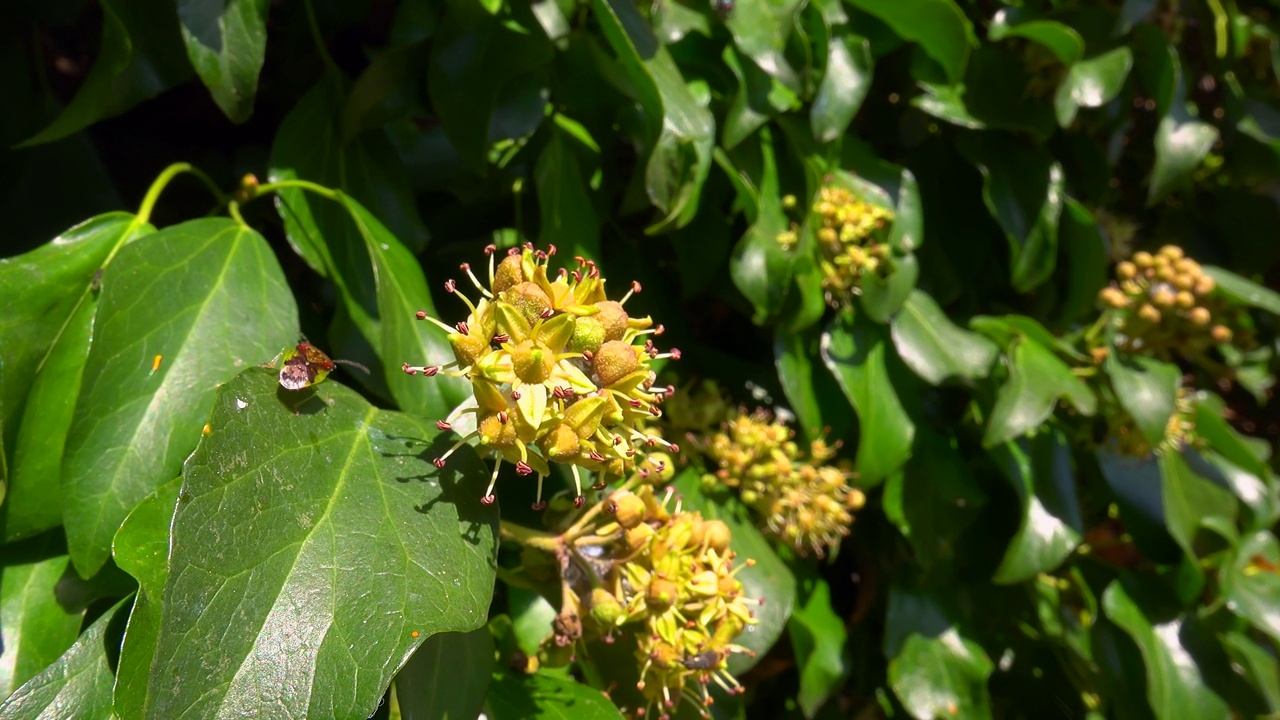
left=789, top=567, right=849, bottom=717
left=884, top=430, right=988, bottom=576
left=822, top=311, right=915, bottom=485
left=535, top=118, right=602, bottom=261
left=847, top=0, right=975, bottom=83
left=1148, top=110, right=1219, bottom=205
left=110, top=478, right=181, bottom=719
left=959, top=132, right=1064, bottom=292
left=1202, top=265, right=1280, bottom=316
left=0, top=597, right=129, bottom=720
left=62, top=219, right=299, bottom=577
left=774, top=326, right=854, bottom=443
left=19, top=0, right=192, bottom=146
left=672, top=470, right=796, bottom=674
left=1057, top=200, right=1109, bottom=324
left=1220, top=531, right=1280, bottom=646
left=1054, top=48, right=1134, bottom=127
left=1102, top=579, right=1231, bottom=719
left=884, top=585, right=994, bottom=720
left=337, top=193, right=471, bottom=419
left=730, top=130, right=794, bottom=323
left=394, top=628, right=494, bottom=720
left=890, top=289, right=997, bottom=385
left=860, top=252, right=919, bottom=323
left=177, top=0, right=269, bottom=123
left=983, top=337, right=1096, bottom=448
left=1, top=214, right=151, bottom=542
left=486, top=668, right=622, bottom=720
left=724, top=0, right=803, bottom=90
left=988, top=11, right=1084, bottom=65
left=0, top=540, right=85, bottom=696
left=1103, top=354, right=1180, bottom=448
left=1158, top=452, right=1238, bottom=560
left=989, top=433, right=1083, bottom=584
left=592, top=0, right=715, bottom=232
left=116, top=368, right=497, bottom=718
left=1221, top=632, right=1280, bottom=714
left=811, top=35, right=873, bottom=143
left=428, top=3, right=553, bottom=175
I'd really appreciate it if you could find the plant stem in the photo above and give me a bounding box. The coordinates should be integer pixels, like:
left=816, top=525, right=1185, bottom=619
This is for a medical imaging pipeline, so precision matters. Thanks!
left=135, top=162, right=228, bottom=227
left=562, top=473, right=644, bottom=542
left=500, top=520, right=561, bottom=552
left=302, top=0, right=343, bottom=82
left=252, top=179, right=341, bottom=201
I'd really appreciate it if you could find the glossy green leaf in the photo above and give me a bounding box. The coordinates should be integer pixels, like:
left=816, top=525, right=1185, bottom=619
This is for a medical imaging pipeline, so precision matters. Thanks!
left=0, top=541, right=84, bottom=697
left=1221, top=632, right=1280, bottom=714
left=1158, top=452, right=1238, bottom=559
left=1102, top=580, right=1231, bottom=719
left=724, top=0, right=802, bottom=90
left=723, top=46, right=799, bottom=150
left=1148, top=111, right=1219, bottom=205
left=0, top=597, right=129, bottom=720
left=1057, top=200, right=1109, bottom=324
left=890, top=290, right=997, bottom=385
left=672, top=471, right=795, bottom=674
left=592, top=0, right=715, bottom=232
left=394, top=628, right=494, bottom=720
left=1220, top=531, right=1280, bottom=646
left=1103, top=354, right=1180, bottom=447
left=884, top=430, right=987, bottom=575
left=271, top=78, right=432, bottom=275
left=110, top=478, right=181, bottom=720
left=1054, top=48, right=1134, bottom=127
left=20, top=0, right=192, bottom=146
left=775, top=326, right=853, bottom=443
left=983, top=338, right=1096, bottom=448
left=884, top=586, right=993, bottom=720
left=536, top=119, right=602, bottom=261
left=178, top=0, right=269, bottom=122
left=1, top=213, right=151, bottom=542
left=811, top=35, right=872, bottom=143
left=859, top=251, right=918, bottom=323
left=730, top=130, right=794, bottom=322
left=822, top=311, right=915, bottom=485
left=989, top=433, right=1083, bottom=584
left=115, top=369, right=497, bottom=719
left=62, top=218, right=298, bottom=578
left=338, top=193, right=470, bottom=419
left=486, top=669, right=622, bottom=720
left=959, top=133, right=1064, bottom=292
left=428, top=3, right=553, bottom=175
left=988, top=11, right=1084, bottom=65
left=1202, top=265, right=1280, bottom=316
left=847, top=0, right=975, bottom=83
left=789, top=568, right=849, bottom=717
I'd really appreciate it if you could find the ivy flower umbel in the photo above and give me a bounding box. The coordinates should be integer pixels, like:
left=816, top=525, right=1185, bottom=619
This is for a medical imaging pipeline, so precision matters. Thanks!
left=701, top=408, right=865, bottom=558
left=553, top=486, right=758, bottom=720
left=404, top=244, right=680, bottom=509
left=810, top=185, right=894, bottom=305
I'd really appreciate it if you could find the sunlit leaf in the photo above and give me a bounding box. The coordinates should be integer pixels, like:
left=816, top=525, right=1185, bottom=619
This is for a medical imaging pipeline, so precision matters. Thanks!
left=177, top=0, right=270, bottom=122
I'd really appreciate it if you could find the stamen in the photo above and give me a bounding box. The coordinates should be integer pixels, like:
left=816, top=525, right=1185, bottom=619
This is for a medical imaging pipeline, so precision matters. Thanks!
left=481, top=458, right=502, bottom=504
left=532, top=474, right=547, bottom=510
left=434, top=431, right=478, bottom=467
left=436, top=420, right=452, bottom=431
left=620, top=280, right=642, bottom=305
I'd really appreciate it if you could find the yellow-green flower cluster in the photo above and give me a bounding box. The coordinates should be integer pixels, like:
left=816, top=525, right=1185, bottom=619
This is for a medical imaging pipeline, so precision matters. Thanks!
left=702, top=409, right=865, bottom=557
left=1097, top=245, right=1242, bottom=358
left=404, top=245, right=678, bottom=508
left=573, top=486, right=758, bottom=719
left=811, top=185, right=894, bottom=304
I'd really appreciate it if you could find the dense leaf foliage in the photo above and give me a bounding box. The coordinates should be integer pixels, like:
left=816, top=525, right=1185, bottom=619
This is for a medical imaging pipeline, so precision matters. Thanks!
left=1, top=0, right=1278, bottom=718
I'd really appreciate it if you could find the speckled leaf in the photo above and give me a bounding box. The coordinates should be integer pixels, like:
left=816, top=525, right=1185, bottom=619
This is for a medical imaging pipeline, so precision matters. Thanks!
left=61, top=218, right=298, bottom=578
left=116, top=369, right=497, bottom=720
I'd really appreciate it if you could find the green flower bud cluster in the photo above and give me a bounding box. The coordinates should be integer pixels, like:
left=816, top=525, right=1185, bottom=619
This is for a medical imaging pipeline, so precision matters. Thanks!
left=701, top=409, right=865, bottom=558
left=535, top=487, right=758, bottom=720
left=1097, top=245, right=1244, bottom=358
left=810, top=185, right=894, bottom=305
left=404, top=244, right=679, bottom=509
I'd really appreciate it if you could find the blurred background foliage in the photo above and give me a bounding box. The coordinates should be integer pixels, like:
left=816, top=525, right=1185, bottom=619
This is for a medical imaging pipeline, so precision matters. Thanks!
left=2, top=0, right=1280, bottom=718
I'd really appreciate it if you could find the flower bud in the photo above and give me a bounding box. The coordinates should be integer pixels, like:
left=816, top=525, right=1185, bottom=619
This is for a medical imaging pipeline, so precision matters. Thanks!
left=538, top=423, right=581, bottom=461
left=593, top=340, right=640, bottom=386
left=567, top=316, right=605, bottom=354
left=1132, top=251, right=1154, bottom=269
left=1160, top=245, right=1184, bottom=260
left=1116, top=261, right=1137, bottom=280
left=1187, top=307, right=1211, bottom=326
left=702, top=520, right=732, bottom=552
left=646, top=578, right=678, bottom=611
left=449, top=333, right=490, bottom=368
left=493, top=254, right=525, bottom=294
left=588, top=588, right=624, bottom=626
left=610, top=490, right=648, bottom=529
left=593, top=301, right=630, bottom=342
left=503, top=282, right=553, bottom=325
left=1195, top=275, right=1216, bottom=295
left=1211, top=325, right=1233, bottom=343
left=1098, top=287, right=1128, bottom=308
left=1151, top=288, right=1176, bottom=308
left=1137, top=304, right=1161, bottom=323
left=511, top=339, right=556, bottom=383
left=1175, top=290, right=1196, bottom=309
